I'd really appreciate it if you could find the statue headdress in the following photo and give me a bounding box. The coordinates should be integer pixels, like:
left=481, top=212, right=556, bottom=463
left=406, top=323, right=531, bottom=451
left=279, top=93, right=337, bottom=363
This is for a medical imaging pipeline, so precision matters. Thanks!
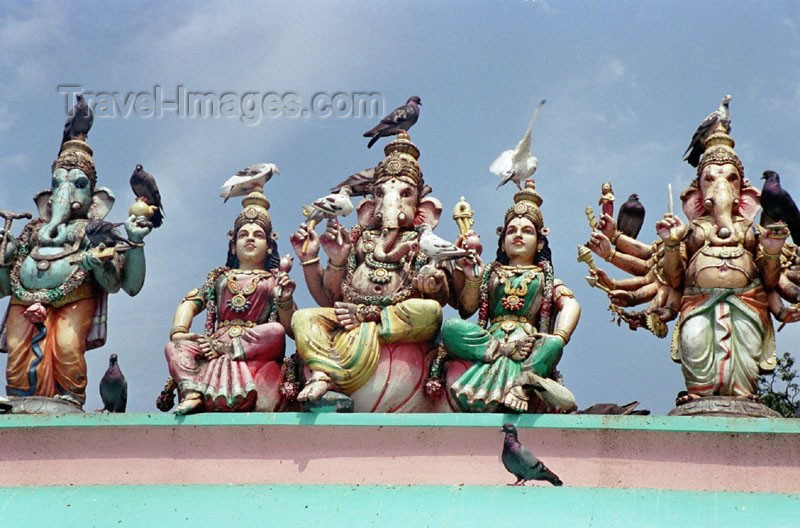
left=372, top=132, right=424, bottom=189
left=233, top=189, right=272, bottom=235
left=697, top=124, right=744, bottom=180
left=52, top=138, right=97, bottom=187
left=502, top=179, right=545, bottom=231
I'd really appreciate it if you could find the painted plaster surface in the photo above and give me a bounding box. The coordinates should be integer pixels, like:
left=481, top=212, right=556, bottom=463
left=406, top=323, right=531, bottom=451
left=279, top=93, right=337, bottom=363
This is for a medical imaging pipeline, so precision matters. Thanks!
left=0, top=413, right=798, bottom=492
left=1, top=485, right=799, bottom=527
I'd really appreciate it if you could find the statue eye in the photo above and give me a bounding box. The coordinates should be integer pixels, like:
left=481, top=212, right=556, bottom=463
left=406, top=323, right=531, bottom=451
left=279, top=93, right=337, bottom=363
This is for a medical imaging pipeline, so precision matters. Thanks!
left=74, top=177, right=89, bottom=189
left=51, top=178, right=58, bottom=188
left=375, top=190, right=384, bottom=198
left=401, top=189, right=412, bottom=198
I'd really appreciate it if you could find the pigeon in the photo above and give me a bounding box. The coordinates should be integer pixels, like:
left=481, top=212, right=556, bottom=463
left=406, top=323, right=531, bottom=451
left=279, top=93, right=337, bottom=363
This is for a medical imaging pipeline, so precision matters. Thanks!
left=99, top=353, right=127, bottom=413
left=363, top=96, right=421, bottom=149
left=301, top=187, right=354, bottom=250
left=491, top=99, right=546, bottom=190
left=61, top=93, right=94, bottom=152
left=85, top=219, right=135, bottom=250
left=418, top=223, right=470, bottom=265
left=578, top=401, right=650, bottom=415
left=617, top=193, right=645, bottom=239
left=130, top=164, right=165, bottom=228
left=220, top=163, right=280, bottom=203
left=330, top=168, right=375, bottom=197
left=760, top=170, right=800, bottom=244
left=501, top=423, right=563, bottom=486
left=683, top=94, right=732, bottom=168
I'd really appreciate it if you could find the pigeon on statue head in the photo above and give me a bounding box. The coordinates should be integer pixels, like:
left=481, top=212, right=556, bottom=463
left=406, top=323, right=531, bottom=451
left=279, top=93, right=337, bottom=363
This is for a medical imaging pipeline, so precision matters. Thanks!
left=363, top=96, right=421, bottom=149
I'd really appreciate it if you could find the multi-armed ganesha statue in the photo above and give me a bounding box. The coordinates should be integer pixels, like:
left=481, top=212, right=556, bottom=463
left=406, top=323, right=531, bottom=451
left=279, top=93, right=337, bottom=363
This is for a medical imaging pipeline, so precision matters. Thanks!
left=582, top=123, right=800, bottom=416
left=0, top=106, right=154, bottom=413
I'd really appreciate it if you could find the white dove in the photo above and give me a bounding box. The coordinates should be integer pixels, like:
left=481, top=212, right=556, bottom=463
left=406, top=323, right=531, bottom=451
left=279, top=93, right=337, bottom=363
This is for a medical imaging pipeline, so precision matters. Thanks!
left=491, top=99, right=546, bottom=190
left=301, top=187, right=354, bottom=250
left=418, top=223, right=470, bottom=265
left=220, top=163, right=279, bottom=202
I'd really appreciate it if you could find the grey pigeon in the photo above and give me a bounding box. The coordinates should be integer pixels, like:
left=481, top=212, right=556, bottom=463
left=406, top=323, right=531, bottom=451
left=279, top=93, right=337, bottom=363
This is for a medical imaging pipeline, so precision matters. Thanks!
left=61, top=93, right=94, bottom=152
left=418, top=223, right=470, bottom=265
left=302, top=187, right=354, bottom=225
left=130, top=164, right=165, bottom=228
left=330, top=168, right=375, bottom=197
left=99, top=353, right=127, bottom=413
left=617, top=193, right=646, bottom=239
left=220, top=163, right=279, bottom=202
left=578, top=401, right=649, bottom=415
left=501, top=423, right=563, bottom=486
left=363, top=96, right=421, bottom=149
left=85, top=219, right=134, bottom=250
left=683, top=94, right=732, bottom=168
left=491, top=99, right=546, bottom=190
left=760, top=170, right=800, bottom=244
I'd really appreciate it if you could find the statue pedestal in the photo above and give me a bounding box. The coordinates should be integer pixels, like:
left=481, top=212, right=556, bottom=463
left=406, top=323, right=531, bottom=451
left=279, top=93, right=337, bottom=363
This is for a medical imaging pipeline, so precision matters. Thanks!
left=668, top=396, right=781, bottom=418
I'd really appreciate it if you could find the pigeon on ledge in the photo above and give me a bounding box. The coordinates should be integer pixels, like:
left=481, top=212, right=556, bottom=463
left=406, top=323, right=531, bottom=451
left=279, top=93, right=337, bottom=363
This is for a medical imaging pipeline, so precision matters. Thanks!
left=501, top=423, right=563, bottom=486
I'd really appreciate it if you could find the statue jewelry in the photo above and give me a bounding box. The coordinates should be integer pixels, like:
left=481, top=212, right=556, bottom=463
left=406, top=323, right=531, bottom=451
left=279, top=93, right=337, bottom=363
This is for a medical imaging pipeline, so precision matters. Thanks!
left=495, top=265, right=540, bottom=311
left=225, top=271, right=268, bottom=313
left=29, top=221, right=87, bottom=271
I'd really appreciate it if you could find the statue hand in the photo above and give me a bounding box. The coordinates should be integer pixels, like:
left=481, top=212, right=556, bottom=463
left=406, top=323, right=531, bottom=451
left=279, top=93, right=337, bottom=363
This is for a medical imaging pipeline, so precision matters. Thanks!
left=503, top=386, right=529, bottom=413
left=197, top=336, right=223, bottom=360
left=289, top=223, right=320, bottom=262
left=656, top=214, right=686, bottom=243
left=779, top=304, right=800, bottom=324
left=609, top=289, right=635, bottom=307
left=319, top=220, right=351, bottom=265
left=78, top=250, right=104, bottom=273
left=598, top=213, right=617, bottom=239
left=413, top=267, right=446, bottom=294
left=761, top=224, right=789, bottom=255
left=456, top=251, right=483, bottom=279
left=125, top=215, right=152, bottom=243
left=586, top=231, right=612, bottom=259
left=592, top=268, right=614, bottom=290
left=275, top=272, right=295, bottom=302
left=23, top=303, right=47, bottom=324
left=170, top=332, right=203, bottom=342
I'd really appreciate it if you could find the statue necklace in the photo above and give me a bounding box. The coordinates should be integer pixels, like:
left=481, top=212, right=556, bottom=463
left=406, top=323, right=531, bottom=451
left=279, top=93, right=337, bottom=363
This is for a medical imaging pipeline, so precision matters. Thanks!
left=495, top=265, right=539, bottom=311
left=225, top=271, right=268, bottom=313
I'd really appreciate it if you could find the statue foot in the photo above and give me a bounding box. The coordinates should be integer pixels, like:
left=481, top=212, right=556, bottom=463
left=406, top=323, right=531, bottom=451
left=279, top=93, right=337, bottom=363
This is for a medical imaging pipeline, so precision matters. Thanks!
left=675, top=391, right=702, bottom=406
left=503, top=386, right=529, bottom=413
left=174, top=395, right=203, bottom=415
left=298, top=372, right=332, bottom=402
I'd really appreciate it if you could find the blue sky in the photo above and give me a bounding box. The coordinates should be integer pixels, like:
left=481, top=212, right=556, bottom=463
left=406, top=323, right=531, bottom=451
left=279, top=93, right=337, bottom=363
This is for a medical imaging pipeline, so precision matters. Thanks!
left=1, top=1, right=799, bottom=414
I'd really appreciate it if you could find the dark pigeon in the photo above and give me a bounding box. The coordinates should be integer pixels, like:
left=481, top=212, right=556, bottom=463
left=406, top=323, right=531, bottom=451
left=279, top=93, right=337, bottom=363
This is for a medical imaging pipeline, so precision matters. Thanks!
left=617, top=193, right=646, bottom=239
left=501, top=423, right=563, bottom=486
left=86, top=219, right=134, bottom=250
left=761, top=170, right=800, bottom=244
left=60, top=93, right=94, bottom=153
left=363, top=96, right=421, bottom=149
left=330, top=168, right=375, bottom=197
left=683, top=94, right=732, bottom=168
left=99, top=353, right=127, bottom=413
left=130, top=164, right=165, bottom=228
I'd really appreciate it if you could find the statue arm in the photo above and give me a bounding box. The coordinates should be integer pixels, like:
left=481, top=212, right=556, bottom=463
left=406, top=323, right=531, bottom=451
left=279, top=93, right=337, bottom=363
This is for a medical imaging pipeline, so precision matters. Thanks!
left=660, top=243, right=686, bottom=289
left=169, top=300, right=201, bottom=341
left=0, top=267, right=9, bottom=297
left=605, top=248, right=652, bottom=276
left=552, top=287, right=580, bottom=344
left=120, top=246, right=146, bottom=296
left=778, top=273, right=800, bottom=304
left=756, top=232, right=784, bottom=290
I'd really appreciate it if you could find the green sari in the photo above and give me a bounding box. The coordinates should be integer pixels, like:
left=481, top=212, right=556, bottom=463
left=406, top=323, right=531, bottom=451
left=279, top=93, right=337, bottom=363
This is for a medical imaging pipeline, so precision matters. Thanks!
left=442, top=265, right=563, bottom=412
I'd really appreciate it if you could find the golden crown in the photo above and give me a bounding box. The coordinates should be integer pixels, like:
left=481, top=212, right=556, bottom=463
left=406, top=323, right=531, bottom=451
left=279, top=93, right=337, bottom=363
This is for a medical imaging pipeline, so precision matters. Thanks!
left=372, top=132, right=423, bottom=188
left=697, top=124, right=743, bottom=179
left=503, top=179, right=544, bottom=229
left=52, top=138, right=96, bottom=185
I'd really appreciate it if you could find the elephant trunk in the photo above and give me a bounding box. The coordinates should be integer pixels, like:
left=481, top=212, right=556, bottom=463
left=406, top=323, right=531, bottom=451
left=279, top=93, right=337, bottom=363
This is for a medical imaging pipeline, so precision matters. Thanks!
left=39, top=182, right=78, bottom=244
left=705, top=179, right=740, bottom=245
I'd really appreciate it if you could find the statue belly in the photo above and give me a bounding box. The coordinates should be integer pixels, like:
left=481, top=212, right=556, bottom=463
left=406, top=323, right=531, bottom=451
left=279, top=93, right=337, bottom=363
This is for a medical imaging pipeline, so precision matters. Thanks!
left=690, top=254, right=754, bottom=289
left=350, top=264, right=406, bottom=297
left=20, top=254, right=81, bottom=290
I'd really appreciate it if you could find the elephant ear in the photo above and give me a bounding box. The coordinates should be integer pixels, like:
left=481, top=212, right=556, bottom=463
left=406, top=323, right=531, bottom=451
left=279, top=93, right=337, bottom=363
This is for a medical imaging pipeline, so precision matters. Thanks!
left=738, top=186, right=761, bottom=222
left=680, top=184, right=705, bottom=221
left=356, top=197, right=376, bottom=228
left=88, top=187, right=116, bottom=220
left=414, top=196, right=442, bottom=229
left=33, top=189, right=52, bottom=221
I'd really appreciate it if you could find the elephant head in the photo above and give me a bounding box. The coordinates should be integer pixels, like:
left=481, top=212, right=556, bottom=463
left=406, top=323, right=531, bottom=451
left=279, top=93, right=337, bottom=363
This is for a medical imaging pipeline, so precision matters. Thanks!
left=356, top=177, right=442, bottom=261
left=34, top=167, right=115, bottom=245
left=680, top=162, right=759, bottom=246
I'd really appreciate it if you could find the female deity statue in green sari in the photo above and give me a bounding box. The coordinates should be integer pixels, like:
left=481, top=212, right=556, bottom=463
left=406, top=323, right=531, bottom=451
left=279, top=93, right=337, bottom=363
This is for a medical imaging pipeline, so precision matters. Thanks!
left=440, top=181, right=581, bottom=413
